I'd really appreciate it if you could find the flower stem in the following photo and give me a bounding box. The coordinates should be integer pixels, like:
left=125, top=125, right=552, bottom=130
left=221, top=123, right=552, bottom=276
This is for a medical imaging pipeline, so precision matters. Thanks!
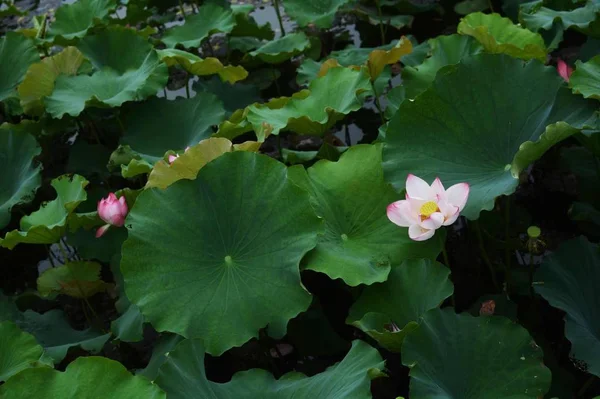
left=273, top=0, right=286, bottom=37
left=57, top=240, right=70, bottom=264
left=178, top=0, right=186, bottom=19
left=473, top=221, right=501, bottom=291
left=185, top=73, right=191, bottom=99
left=441, top=243, right=456, bottom=307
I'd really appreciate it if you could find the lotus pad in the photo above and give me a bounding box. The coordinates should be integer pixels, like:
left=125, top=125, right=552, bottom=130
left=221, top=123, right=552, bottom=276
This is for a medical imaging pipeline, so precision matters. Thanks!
left=282, top=0, right=355, bottom=28
left=0, top=321, right=49, bottom=382
left=45, top=28, right=168, bottom=118
left=161, top=3, right=235, bottom=49
left=402, top=308, right=551, bottom=398
left=0, top=356, right=165, bottom=399
left=157, top=49, right=248, bottom=83
left=457, top=12, right=547, bottom=61
left=121, top=152, right=321, bottom=355
left=156, top=339, right=384, bottom=398
left=383, top=54, right=598, bottom=220
left=288, top=145, right=444, bottom=286
left=347, top=259, right=454, bottom=351
left=46, top=0, right=116, bottom=42
left=0, top=32, right=39, bottom=102
left=0, top=128, right=42, bottom=230
left=249, top=32, right=312, bottom=64
left=1, top=174, right=88, bottom=249
left=570, top=54, right=600, bottom=100
left=534, top=236, right=600, bottom=377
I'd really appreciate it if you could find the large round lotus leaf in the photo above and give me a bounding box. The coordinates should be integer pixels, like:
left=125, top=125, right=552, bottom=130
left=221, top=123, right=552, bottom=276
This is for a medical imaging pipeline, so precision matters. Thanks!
left=0, top=321, right=49, bottom=382
left=520, top=1, right=600, bottom=38
left=0, top=32, right=39, bottom=102
left=347, top=259, right=453, bottom=352
left=45, top=28, right=168, bottom=118
left=121, top=152, right=320, bottom=355
left=402, top=309, right=551, bottom=398
left=383, top=54, right=599, bottom=220
left=1, top=174, right=88, bottom=249
left=457, top=12, right=547, bottom=61
left=120, top=92, right=226, bottom=163
left=17, top=309, right=110, bottom=363
left=46, top=0, right=116, bottom=42
left=0, top=356, right=165, bottom=399
left=157, top=49, right=248, bottom=83
left=0, top=128, right=42, bottom=230
left=289, top=145, right=443, bottom=286
left=18, top=47, right=86, bottom=116
left=231, top=4, right=274, bottom=40
left=570, top=54, right=600, bottom=100
left=534, top=236, right=600, bottom=377
left=402, top=34, right=482, bottom=99
left=161, top=3, right=235, bottom=48
left=243, top=66, right=371, bottom=140
left=283, top=0, right=354, bottom=28
left=249, top=32, right=311, bottom=64
left=156, top=339, right=384, bottom=398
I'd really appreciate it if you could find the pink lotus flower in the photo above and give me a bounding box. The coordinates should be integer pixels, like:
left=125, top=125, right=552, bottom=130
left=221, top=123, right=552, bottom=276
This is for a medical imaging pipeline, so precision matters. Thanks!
left=387, top=174, right=469, bottom=241
left=557, top=59, right=573, bottom=82
left=168, top=146, right=191, bottom=164
left=96, top=193, right=128, bottom=238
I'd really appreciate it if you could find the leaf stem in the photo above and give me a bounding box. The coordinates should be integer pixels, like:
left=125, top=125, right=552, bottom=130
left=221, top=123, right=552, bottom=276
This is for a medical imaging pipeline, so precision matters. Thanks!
left=178, top=0, right=186, bottom=19
left=273, top=0, right=286, bottom=37
left=185, top=73, right=191, bottom=99
left=370, top=80, right=385, bottom=125
left=374, top=0, right=386, bottom=45
left=57, top=240, right=70, bottom=264
left=504, top=198, right=511, bottom=293
left=473, top=220, right=501, bottom=291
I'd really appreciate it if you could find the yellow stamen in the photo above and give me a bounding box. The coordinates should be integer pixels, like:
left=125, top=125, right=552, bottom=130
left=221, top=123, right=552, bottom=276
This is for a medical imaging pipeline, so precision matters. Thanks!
left=420, top=201, right=439, bottom=219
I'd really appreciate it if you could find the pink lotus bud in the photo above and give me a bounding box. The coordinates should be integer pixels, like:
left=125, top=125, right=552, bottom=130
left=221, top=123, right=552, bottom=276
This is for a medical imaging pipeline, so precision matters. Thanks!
left=387, top=174, right=469, bottom=241
left=168, top=147, right=191, bottom=165
left=557, top=59, right=573, bottom=82
left=96, top=193, right=128, bottom=238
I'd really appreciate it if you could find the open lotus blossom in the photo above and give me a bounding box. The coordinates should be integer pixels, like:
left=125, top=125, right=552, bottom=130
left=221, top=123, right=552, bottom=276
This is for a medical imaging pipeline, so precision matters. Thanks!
left=96, top=193, right=129, bottom=238
left=387, top=174, right=469, bottom=241
left=557, top=58, right=573, bottom=82
left=168, top=146, right=191, bottom=164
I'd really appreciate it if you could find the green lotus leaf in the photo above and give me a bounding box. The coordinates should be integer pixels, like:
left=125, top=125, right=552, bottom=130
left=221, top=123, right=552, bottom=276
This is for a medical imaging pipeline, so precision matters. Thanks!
left=534, top=236, right=600, bottom=377
left=570, top=54, right=600, bottom=100
left=1, top=174, right=87, bottom=249
left=18, top=47, right=86, bottom=116
left=0, top=2, right=26, bottom=17
left=249, top=32, right=311, bottom=64
left=347, top=259, right=454, bottom=351
left=46, top=28, right=168, bottom=118
left=288, top=145, right=444, bottom=286
left=384, top=85, right=405, bottom=119
left=366, top=37, right=413, bottom=80
left=156, top=339, right=384, bottom=397
left=194, top=76, right=261, bottom=116
left=231, top=4, right=274, bottom=40
left=121, top=152, right=321, bottom=355
left=0, top=321, right=50, bottom=382
left=0, top=356, right=165, bottom=399
left=46, top=0, right=116, bottom=43
left=383, top=54, right=598, bottom=220
left=67, top=140, right=112, bottom=178
left=157, top=49, right=248, bottom=83
left=402, top=34, right=482, bottom=99
left=241, top=66, right=370, bottom=141
left=161, top=3, right=235, bottom=48
left=37, top=261, right=109, bottom=299
left=520, top=0, right=600, bottom=39
left=138, top=333, right=184, bottom=380
left=458, top=12, right=547, bottom=61
left=119, top=92, right=226, bottom=166
left=111, top=304, right=145, bottom=343
left=107, top=145, right=154, bottom=178
left=17, top=309, right=110, bottom=363
left=454, top=0, right=489, bottom=14
left=402, top=309, right=551, bottom=398
left=0, top=128, right=42, bottom=230
left=351, top=5, right=414, bottom=29
left=0, top=32, right=39, bottom=102
left=283, top=0, right=355, bottom=28
left=145, top=137, right=233, bottom=190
